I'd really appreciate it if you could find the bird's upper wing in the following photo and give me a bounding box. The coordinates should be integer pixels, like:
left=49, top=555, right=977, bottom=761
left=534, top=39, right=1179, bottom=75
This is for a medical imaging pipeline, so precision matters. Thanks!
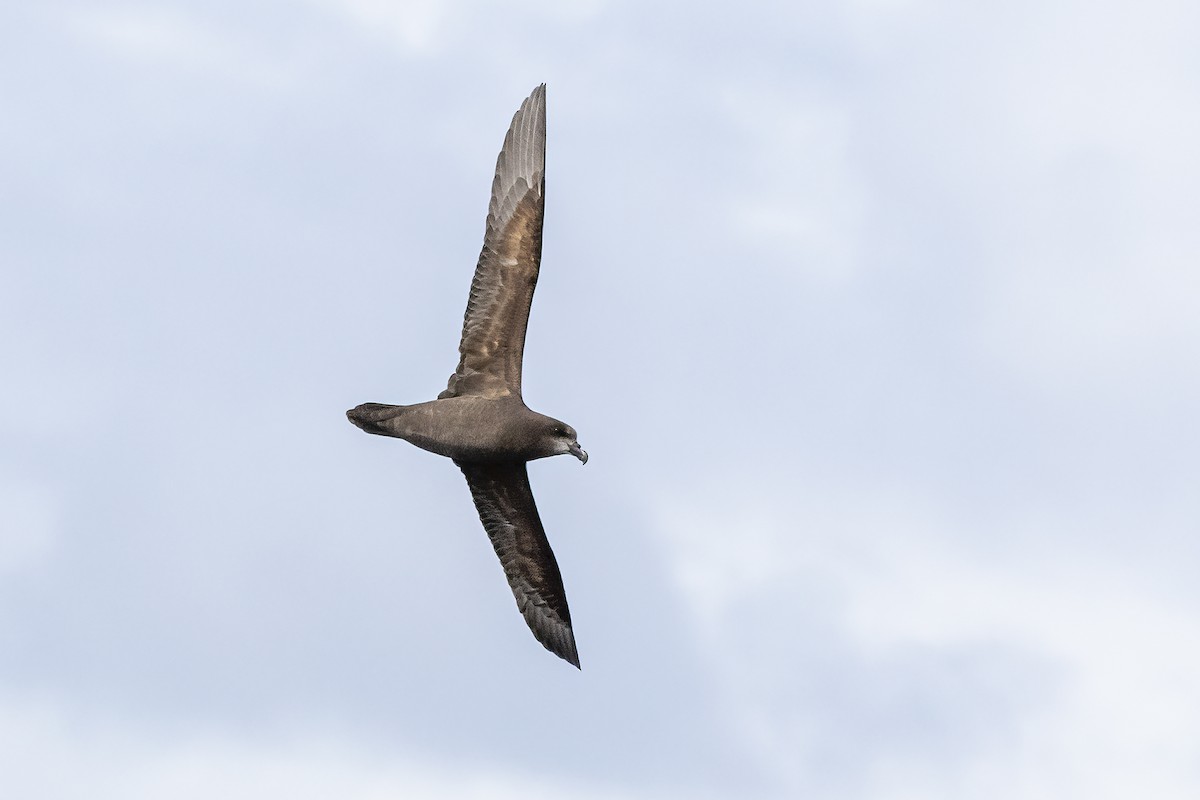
left=440, top=85, right=546, bottom=400
left=458, top=460, right=579, bottom=667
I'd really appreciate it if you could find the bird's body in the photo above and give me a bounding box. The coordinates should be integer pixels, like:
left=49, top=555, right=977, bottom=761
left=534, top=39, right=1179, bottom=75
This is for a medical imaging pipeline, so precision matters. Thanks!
left=347, top=85, right=586, bottom=668
left=348, top=396, right=580, bottom=465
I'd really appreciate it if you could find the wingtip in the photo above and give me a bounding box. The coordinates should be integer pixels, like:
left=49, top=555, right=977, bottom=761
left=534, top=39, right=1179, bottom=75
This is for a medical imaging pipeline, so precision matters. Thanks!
left=559, top=640, right=581, bottom=670
left=537, top=624, right=580, bottom=668
left=524, top=84, right=546, bottom=115
left=519, top=84, right=545, bottom=106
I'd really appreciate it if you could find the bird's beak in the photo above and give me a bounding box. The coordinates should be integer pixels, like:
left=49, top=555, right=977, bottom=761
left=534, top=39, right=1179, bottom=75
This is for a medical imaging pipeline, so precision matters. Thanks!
left=568, top=441, right=588, bottom=464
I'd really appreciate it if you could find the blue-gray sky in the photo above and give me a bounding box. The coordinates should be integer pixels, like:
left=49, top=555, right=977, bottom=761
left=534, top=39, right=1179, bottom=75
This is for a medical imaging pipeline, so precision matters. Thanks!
left=3, top=1, right=1199, bottom=797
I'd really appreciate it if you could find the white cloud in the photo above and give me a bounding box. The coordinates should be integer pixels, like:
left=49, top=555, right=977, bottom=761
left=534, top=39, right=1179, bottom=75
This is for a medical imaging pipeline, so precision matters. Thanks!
left=937, top=1, right=1200, bottom=387
left=305, top=0, right=610, bottom=54
left=653, top=477, right=1200, bottom=799
left=304, top=0, right=450, bottom=54
left=798, top=0, right=1200, bottom=391
left=67, top=7, right=296, bottom=88
left=720, top=84, right=865, bottom=285
left=0, top=479, right=58, bottom=572
left=0, top=693, right=651, bottom=800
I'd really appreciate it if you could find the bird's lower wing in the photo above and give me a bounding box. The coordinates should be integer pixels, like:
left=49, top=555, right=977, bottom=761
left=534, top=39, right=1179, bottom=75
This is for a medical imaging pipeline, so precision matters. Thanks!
left=457, top=460, right=579, bottom=667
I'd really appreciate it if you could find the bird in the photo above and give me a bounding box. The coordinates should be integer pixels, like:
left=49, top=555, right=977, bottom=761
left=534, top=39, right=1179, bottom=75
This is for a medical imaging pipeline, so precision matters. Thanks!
left=346, top=85, right=587, bottom=668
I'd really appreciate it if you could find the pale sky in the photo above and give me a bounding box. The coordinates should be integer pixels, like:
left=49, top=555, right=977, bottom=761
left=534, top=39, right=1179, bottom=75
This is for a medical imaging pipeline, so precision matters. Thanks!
left=3, top=1, right=1199, bottom=798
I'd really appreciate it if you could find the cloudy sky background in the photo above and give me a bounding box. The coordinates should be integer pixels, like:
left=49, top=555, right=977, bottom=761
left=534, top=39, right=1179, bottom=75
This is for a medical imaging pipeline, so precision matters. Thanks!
left=3, top=0, right=1199, bottom=797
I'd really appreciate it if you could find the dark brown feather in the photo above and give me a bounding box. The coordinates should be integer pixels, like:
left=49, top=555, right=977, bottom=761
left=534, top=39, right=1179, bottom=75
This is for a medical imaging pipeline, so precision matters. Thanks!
left=458, top=460, right=579, bottom=667
left=441, top=85, right=546, bottom=400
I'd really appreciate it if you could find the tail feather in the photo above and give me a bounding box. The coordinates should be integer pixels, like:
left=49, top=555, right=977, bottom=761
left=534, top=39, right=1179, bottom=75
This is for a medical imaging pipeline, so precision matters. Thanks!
left=346, top=403, right=406, bottom=436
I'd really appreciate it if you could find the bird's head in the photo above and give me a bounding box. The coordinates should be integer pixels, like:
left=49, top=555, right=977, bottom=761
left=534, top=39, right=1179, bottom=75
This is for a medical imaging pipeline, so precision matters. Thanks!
left=545, top=420, right=587, bottom=464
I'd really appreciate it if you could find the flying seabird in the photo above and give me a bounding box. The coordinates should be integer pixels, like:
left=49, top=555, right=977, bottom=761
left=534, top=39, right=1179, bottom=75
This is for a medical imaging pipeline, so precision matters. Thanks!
left=347, top=85, right=587, bottom=668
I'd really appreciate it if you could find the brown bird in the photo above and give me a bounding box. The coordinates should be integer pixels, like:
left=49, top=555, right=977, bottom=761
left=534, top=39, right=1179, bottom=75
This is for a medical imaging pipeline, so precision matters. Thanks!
left=347, top=85, right=586, bottom=668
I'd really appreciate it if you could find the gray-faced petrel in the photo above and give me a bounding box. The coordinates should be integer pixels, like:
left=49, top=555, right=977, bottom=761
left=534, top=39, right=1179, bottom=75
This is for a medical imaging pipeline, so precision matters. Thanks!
left=346, top=85, right=587, bottom=668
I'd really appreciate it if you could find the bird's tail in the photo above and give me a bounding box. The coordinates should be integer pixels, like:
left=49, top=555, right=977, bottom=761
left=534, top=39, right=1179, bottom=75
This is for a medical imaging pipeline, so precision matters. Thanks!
left=346, top=403, right=407, bottom=436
